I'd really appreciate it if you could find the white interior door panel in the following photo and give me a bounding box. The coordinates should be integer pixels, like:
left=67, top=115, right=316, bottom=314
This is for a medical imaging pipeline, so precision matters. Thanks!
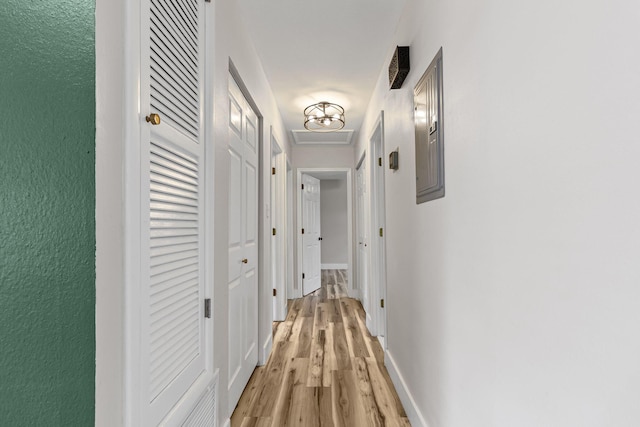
left=302, top=174, right=321, bottom=296
left=227, top=76, right=259, bottom=416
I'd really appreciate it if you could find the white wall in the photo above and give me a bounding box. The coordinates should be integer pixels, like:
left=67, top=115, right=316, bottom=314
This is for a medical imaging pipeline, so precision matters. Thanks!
left=293, top=144, right=354, bottom=169
left=320, top=179, right=349, bottom=266
left=356, top=0, right=640, bottom=426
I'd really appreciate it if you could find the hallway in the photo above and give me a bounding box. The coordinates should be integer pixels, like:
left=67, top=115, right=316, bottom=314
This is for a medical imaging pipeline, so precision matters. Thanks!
left=231, top=270, right=410, bottom=426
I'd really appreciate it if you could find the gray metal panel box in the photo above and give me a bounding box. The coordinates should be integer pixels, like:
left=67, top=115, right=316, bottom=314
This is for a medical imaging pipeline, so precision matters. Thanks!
left=414, top=48, right=444, bottom=204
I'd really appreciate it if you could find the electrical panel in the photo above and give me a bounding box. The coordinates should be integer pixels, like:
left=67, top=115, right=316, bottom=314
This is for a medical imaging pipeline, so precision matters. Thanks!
left=414, top=48, right=444, bottom=204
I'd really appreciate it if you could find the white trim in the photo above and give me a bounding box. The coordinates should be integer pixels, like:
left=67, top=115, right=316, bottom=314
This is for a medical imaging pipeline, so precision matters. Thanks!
left=203, top=0, right=216, bottom=386
left=123, top=0, right=143, bottom=425
left=385, top=351, right=429, bottom=427
left=321, top=263, right=348, bottom=270
left=222, top=419, right=231, bottom=427
left=296, top=168, right=353, bottom=299
left=261, top=333, right=273, bottom=366
left=95, top=0, right=128, bottom=424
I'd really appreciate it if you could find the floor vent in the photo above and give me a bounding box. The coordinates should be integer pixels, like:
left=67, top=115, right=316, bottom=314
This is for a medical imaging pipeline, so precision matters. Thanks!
left=182, top=373, right=218, bottom=426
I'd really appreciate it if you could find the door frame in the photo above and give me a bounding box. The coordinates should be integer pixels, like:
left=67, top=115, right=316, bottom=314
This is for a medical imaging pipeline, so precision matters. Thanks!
left=369, top=111, right=388, bottom=344
left=296, top=168, right=353, bottom=299
left=300, top=174, right=322, bottom=296
left=270, top=128, right=287, bottom=321
left=286, top=160, right=295, bottom=303
left=226, top=70, right=261, bottom=415
left=355, top=153, right=370, bottom=325
left=228, top=61, right=273, bottom=369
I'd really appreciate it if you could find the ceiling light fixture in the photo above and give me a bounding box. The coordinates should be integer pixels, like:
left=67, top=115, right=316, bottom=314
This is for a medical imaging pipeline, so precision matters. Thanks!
left=304, top=102, right=345, bottom=132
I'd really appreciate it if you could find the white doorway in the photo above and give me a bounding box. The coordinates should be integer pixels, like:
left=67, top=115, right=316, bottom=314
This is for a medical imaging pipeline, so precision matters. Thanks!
left=296, top=168, right=353, bottom=298
left=301, top=174, right=322, bottom=295
left=227, top=74, right=259, bottom=414
left=270, top=129, right=287, bottom=321
left=286, top=162, right=295, bottom=301
left=369, top=112, right=388, bottom=345
left=355, top=156, right=372, bottom=331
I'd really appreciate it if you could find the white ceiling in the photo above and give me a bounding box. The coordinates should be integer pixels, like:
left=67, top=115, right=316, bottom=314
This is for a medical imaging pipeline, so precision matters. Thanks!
left=237, top=0, right=409, bottom=144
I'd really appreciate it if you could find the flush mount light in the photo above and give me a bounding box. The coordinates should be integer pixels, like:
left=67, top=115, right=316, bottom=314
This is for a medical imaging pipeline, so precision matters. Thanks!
left=304, top=102, right=345, bottom=132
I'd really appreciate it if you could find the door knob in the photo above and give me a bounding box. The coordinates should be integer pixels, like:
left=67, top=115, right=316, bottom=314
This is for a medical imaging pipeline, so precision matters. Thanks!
left=145, top=113, right=161, bottom=125
left=241, top=258, right=248, bottom=264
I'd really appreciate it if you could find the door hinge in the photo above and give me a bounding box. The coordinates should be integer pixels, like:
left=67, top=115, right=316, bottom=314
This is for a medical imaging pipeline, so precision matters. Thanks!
left=301, top=228, right=305, bottom=234
left=273, top=288, right=277, bottom=297
left=301, top=183, right=305, bottom=190
left=379, top=227, right=384, bottom=237
left=204, top=298, right=211, bottom=318
left=272, top=167, right=276, bottom=175
left=272, top=228, right=276, bottom=236
left=380, top=299, right=385, bottom=308
left=378, top=157, right=382, bottom=167
left=302, top=273, right=305, bottom=279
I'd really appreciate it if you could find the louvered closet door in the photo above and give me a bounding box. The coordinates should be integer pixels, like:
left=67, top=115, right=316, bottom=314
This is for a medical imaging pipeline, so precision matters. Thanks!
left=139, top=0, right=209, bottom=425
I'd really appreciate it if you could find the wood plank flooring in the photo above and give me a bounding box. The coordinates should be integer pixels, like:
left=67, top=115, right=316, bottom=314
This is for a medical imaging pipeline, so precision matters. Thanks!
left=231, top=269, right=410, bottom=427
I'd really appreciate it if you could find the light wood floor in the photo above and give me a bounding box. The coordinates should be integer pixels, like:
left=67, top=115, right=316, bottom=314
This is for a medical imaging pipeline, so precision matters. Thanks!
left=231, top=269, right=410, bottom=427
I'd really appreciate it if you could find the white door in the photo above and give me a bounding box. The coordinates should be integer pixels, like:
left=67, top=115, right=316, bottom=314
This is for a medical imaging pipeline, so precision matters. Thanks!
left=227, top=76, right=259, bottom=415
left=271, top=137, right=286, bottom=321
left=302, top=174, right=321, bottom=295
left=138, top=0, right=212, bottom=425
left=286, top=164, right=295, bottom=299
left=371, top=116, right=387, bottom=344
left=356, top=158, right=373, bottom=330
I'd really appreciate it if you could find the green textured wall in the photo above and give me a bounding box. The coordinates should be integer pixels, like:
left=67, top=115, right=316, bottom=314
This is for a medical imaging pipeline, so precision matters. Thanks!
left=0, top=1, right=95, bottom=425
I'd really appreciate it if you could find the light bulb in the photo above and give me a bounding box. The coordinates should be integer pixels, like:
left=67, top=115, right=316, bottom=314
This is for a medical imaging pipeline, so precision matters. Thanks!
left=323, top=118, right=331, bottom=126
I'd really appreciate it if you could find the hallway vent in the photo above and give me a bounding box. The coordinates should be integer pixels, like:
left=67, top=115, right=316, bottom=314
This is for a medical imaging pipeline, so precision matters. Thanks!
left=291, top=129, right=354, bottom=145
left=181, top=373, right=218, bottom=426
left=149, top=141, right=201, bottom=401
left=150, top=0, right=200, bottom=142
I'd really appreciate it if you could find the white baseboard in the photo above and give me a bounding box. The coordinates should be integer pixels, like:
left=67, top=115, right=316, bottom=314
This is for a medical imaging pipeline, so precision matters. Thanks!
left=385, top=350, right=429, bottom=427
left=260, top=333, right=272, bottom=366
left=222, top=418, right=230, bottom=427
left=321, top=263, right=348, bottom=270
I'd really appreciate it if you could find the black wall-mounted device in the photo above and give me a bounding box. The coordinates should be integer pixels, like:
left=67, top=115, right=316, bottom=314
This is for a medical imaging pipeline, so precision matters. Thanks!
left=389, top=46, right=410, bottom=89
